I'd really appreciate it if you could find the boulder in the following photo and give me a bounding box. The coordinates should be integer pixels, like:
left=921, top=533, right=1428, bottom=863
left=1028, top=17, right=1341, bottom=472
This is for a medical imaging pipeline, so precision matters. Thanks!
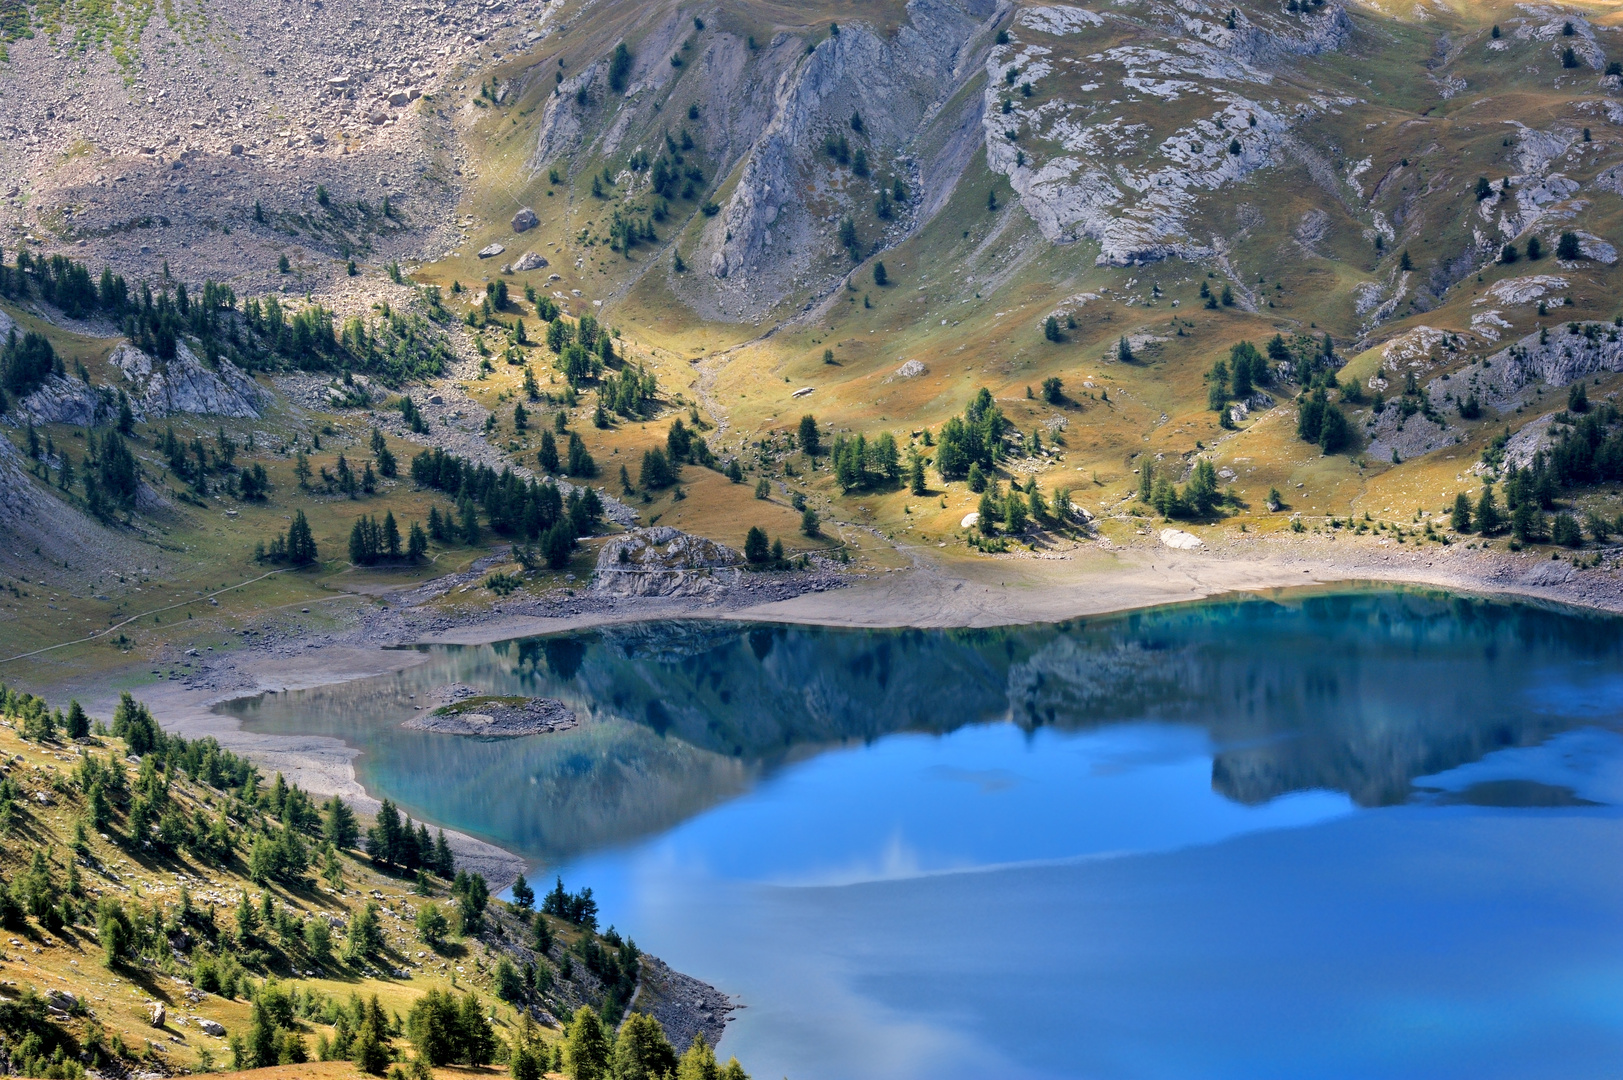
left=514, top=250, right=548, bottom=272
left=149, top=1002, right=166, bottom=1028
left=960, top=512, right=980, bottom=529
left=477, top=243, right=505, bottom=259
left=511, top=207, right=539, bottom=232
left=1159, top=528, right=1203, bottom=550
left=197, top=1019, right=226, bottom=1037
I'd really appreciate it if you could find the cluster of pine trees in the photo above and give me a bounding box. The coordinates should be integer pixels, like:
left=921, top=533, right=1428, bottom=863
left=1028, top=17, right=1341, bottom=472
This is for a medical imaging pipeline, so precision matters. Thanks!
left=637, top=416, right=717, bottom=494
left=364, top=797, right=456, bottom=877
left=259, top=509, right=319, bottom=565
left=0, top=327, right=63, bottom=398
left=934, top=388, right=1010, bottom=480
left=971, top=474, right=1074, bottom=536
left=19, top=410, right=166, bottom=522
left=348, top=511, right=428, bottom=565
left=412, top=448, right=602, bottom=536
left=1206, top=340, right=1272, bottom=418
left=0, top=244, right=450, bottom=390
left=1451, top=409, right=1623, bottom=547
left=554, top=1010, right=746, bottom=1080
left=1138, top=458, right=1223, bottom=520
left=831, top=430, right=901, bottom=492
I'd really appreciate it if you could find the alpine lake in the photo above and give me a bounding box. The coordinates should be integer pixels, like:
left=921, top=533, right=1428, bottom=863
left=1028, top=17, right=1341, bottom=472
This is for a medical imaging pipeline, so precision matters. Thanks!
left=220, top=586, right=1623, bottom=1080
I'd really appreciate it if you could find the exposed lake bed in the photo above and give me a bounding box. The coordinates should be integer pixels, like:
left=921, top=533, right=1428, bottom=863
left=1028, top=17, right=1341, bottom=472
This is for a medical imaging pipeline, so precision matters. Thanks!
left=218, top=585, right=1623, bottom=1079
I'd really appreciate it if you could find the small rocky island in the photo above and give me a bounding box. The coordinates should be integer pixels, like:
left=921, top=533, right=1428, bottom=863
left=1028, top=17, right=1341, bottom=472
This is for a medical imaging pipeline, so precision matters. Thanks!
left=404, top=686, right=577, bottom=737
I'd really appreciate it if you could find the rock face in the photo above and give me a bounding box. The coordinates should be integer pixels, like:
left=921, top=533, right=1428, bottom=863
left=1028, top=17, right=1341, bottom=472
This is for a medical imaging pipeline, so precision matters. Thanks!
left=513, top=250, right=549, bottom=272
left=404, top=696, right=578, bottom=737
left=985, top=2, right=1350, bottom=266
left=111, top=342, right=266, bottom=419
left=527, top=0, right=996, bottom=320
left=1364, top=321, right=1623, bottom=464
left=11, top=341, right=264, bottom=427
left=591, top=526, right=743, bottom=597
left=511, top=207, right=539, bottom=232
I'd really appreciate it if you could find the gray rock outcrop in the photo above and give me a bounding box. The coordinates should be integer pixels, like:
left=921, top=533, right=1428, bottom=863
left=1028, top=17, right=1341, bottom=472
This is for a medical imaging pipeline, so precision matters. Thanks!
left=591, top=527, right=743, bottom=597
left=1364, top=322, right=1623, bottom=464
left=511, top=207, right=539, bottom=232
left=11, top=341, right=264, bottom=427
left=111, top=342, right=266, bottom=419
left=514, top=250, right=549, bottom=272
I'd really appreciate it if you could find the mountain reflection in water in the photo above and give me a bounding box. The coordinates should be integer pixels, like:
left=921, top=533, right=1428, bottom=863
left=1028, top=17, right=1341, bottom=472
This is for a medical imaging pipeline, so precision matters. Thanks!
left=221, top=587, right=1623, bottom=865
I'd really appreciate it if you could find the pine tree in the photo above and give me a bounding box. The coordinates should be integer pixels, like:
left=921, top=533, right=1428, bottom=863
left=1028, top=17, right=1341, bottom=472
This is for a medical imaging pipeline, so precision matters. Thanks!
left=1476, top=485, right=1502, bottom=535
left=383, top=511, right=401, bottom=559
left=675, top=1033, right=720, bottom=1080
left=613, top=1013, right=677, bottom=1080
left=1451, top=492, right=1472, bottom=533
left=433, top=830, right=455, bottom=877
left=798, top=415, right=821, bottom=456
left=64, top=700, right=89, bottom=739
left=564, top=1006, right=612, bottom=1080
left=286, top=511, right=318, bottom=565
left=322, top=796, right=359, bottom=849
left=744, top=527, right=770, bottom=564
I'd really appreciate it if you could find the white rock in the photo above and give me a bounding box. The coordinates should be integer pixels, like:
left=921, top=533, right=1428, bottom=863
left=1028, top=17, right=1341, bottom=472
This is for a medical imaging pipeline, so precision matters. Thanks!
left=514, top=250, right=548, bottom=271
left=477, top=243, right=506, bottom=258
left=1159, top=528, right=1203, bottom=550
left=1485, top=275, right=1567, bottom=306
left=961, top=512, right=980, bottom=529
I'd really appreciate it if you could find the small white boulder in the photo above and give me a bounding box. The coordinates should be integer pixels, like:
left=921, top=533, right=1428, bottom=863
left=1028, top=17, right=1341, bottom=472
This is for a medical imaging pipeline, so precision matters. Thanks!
left=1159, top=528, right=1203, bottom=550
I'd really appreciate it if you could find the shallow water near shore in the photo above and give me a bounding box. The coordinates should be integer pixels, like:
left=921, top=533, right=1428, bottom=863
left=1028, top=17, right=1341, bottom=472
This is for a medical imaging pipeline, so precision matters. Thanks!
left=222, top=586, right=1623, bottom=1079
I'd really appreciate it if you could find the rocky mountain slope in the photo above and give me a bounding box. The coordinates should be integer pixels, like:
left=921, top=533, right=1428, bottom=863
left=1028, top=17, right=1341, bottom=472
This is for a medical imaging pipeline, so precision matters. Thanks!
left=3, top=0, right=1623, bottom=671
left=0, top=0, right=555, bottom=294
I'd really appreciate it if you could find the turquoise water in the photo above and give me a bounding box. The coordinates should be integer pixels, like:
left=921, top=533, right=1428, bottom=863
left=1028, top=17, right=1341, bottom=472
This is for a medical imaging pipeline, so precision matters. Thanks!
left=223, top=588, right=1623, bottom=1079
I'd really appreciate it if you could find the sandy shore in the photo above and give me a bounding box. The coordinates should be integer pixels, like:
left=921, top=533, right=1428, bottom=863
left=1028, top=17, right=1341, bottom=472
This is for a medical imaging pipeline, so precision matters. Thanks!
left=76, top=532, right=1623, bottom=887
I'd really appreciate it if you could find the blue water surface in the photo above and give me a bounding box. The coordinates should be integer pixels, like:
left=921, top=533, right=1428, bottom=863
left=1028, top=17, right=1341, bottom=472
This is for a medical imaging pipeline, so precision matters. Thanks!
left=224, top=587, right=1623, bottom=1079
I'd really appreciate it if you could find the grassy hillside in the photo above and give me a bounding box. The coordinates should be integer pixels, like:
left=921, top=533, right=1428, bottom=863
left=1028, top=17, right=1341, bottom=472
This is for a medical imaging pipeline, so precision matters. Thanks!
left=0, top=687, right=732, bottom=1079
left=403, top=0, right=1623, bottom=559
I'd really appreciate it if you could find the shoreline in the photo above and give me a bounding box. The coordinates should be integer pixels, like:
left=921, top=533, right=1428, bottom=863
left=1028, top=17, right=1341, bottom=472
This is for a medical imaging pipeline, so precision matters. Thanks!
left=61, top=535, right=1623, bottom=890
